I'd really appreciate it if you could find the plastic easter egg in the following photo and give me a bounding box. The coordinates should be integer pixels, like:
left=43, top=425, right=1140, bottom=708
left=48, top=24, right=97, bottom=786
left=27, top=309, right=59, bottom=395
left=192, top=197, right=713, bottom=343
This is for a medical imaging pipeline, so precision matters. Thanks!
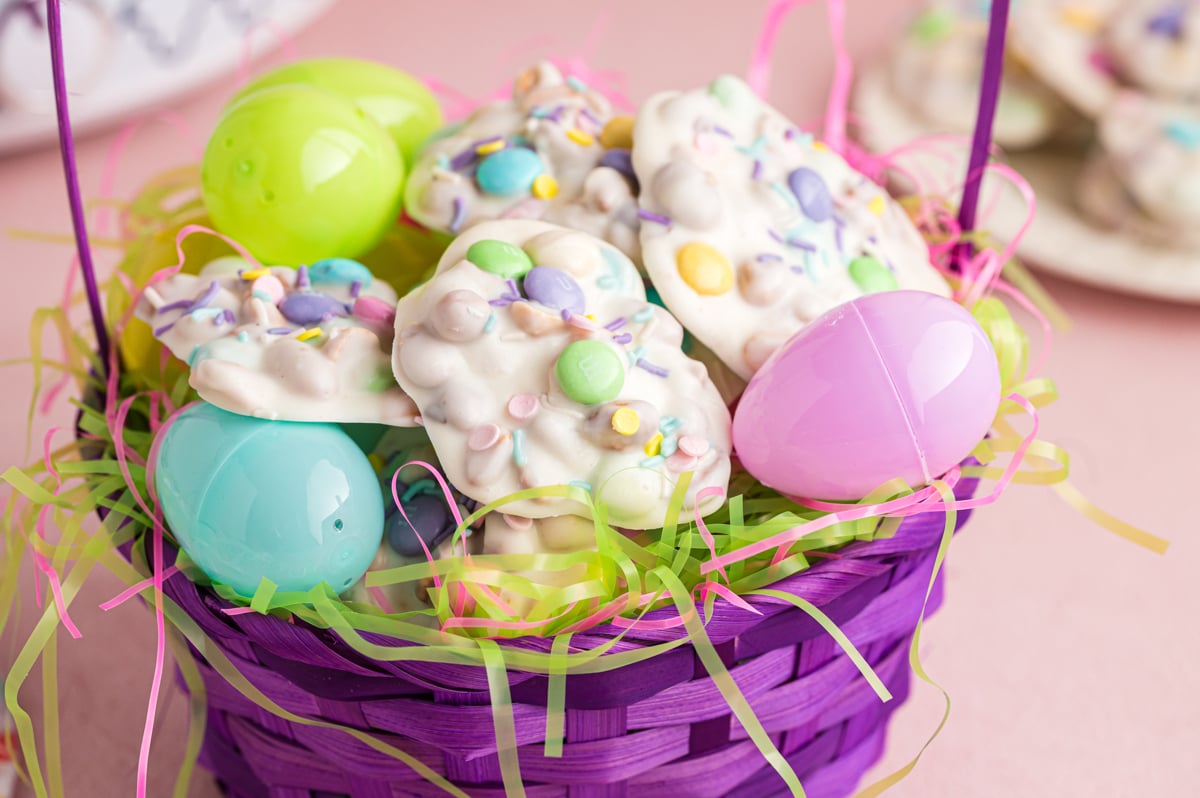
left=152, top=403, right=385, bottom=596
left=201, top=84, right=405, bottom=265
left=233, top=58, right=443, bottom=167
left=733, top=291, right=1001, bottom=501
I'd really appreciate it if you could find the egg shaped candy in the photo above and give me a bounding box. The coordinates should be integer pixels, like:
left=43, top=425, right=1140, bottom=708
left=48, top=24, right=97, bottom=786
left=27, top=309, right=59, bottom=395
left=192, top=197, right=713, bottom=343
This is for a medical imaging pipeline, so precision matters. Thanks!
left=152, top=402, right=385, bottom=597
left=232, top=58, right=443, bottom=168
left=733, top=291, right=1001, bottom=501
left=201, top=84, right=405, bottom=265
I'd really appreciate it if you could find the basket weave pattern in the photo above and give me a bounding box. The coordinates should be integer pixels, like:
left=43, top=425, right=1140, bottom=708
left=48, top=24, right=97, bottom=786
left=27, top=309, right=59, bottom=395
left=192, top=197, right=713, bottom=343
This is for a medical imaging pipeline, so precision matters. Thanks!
left=159, top=476, right=976, bottom=798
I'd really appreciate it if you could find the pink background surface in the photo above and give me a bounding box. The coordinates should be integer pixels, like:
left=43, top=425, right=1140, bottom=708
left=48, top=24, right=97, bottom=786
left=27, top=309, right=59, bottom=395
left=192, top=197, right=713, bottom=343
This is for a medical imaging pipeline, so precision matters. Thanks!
left=2, top=1, right=1198, bottom=796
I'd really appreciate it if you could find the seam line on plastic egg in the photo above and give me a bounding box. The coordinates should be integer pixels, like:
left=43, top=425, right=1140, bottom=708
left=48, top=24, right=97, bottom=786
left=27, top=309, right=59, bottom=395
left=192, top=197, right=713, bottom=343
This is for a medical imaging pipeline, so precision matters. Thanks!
left=855, top=302, right=931, bottom=485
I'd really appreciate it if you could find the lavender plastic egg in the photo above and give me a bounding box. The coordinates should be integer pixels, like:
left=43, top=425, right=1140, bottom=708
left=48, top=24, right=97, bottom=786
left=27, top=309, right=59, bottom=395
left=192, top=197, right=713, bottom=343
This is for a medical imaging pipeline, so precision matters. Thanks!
left=732, top=291, right=1001, bottom=501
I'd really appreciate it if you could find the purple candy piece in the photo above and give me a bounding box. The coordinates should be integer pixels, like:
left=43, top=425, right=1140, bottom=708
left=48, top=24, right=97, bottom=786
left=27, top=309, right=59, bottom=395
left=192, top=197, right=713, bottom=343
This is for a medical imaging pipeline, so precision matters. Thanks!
left=1148, top=3, right=1186, bottom=38
left=787, top=167, right=834, bottom=222
left=386, top=493, right=456, bottom=557
left=522, top=266, right=586, bottom=315
left=599, top=148, right=638, bottom=186
left=279, top=292, right=347, bottom=325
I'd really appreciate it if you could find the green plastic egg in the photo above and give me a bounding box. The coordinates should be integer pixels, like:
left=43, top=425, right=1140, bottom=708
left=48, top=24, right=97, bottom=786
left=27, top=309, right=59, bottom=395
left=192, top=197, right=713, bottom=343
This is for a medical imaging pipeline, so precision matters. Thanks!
left=232, top=58, right=443, bottom=168
left=201, top=84, right=405, bottom=265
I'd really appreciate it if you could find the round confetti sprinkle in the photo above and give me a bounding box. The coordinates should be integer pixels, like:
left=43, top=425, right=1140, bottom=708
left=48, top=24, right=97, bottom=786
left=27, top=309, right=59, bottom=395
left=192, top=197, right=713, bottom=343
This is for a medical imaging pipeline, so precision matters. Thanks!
left=787, top=167, right=834, bottom=222
left=532, top=173, right=559, bottom=199
left=465, top=239, right=535, bottom=279
left=678, top=435, right=710, bottom=457
left=507, top=393, right=540, bottom=421
left=555, top=340, right=625, bottom=405
left=523, top=266, right=586, bottom=314
left=468, top=424, right=504, bottom=451
left=676, top=241, right=735, bottom=296
left=848, top=255, right=899, bottom=294
left=475, top=147, right=544, bottom=196
left=611, top=407, right=640, bottom=436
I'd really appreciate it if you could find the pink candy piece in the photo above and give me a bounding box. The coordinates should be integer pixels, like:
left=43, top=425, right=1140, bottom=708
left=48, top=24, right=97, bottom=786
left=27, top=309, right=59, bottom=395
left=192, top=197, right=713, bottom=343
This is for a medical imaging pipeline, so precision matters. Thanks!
left=507, top=393, right=540, bottom=421
left=566, top=314, right=599, bottom=332
left=666, top=452, right=699, bottom=473
left=468, top=424, right=503, bottom=452
left=678, top=435, right=710, bottom=458
left=353, top=295, right=397, bottom=325
left=250, top=274, right=286, bottom=305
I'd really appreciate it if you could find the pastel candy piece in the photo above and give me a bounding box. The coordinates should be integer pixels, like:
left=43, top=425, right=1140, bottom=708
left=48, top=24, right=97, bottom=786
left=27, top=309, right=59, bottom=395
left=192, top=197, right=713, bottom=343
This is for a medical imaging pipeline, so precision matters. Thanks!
left=466, top=239, right=535, bottom=279
left=391, top=219, right=730, bottom=529
left=136, top=259, right=417, bottom=425
left=632, top=76, right=950, bottom=379
left=403, top=61, right=642, bottom=261
left=279, top=292, right=349, bottom=325
left=848, top=255, right=899, bottom=294
left=353, top=296, right=397, bottom=325
left=676, top=242, right=734, bottom=295
left=733, top=291, right=1001, bottom=501
left=1009, top=0, right=1121, bottom=118
left=555, top=340, right=625, bottom=404
left=250, top=274, right=286, bottom=304
left=476, top=147, right=545, bottom=196
left=309, top=258, right=374, bottom=288
left=1105, top=0, right=1200, bottom=98
left=600, top=116, right=635, bottom=149
left=152, top=402, right=384, bottom=596
left=524, top=266, right=586, bottom=314
left=385, top=492, right=456, bottom=557
left=788, top=167, right=834, bottom=222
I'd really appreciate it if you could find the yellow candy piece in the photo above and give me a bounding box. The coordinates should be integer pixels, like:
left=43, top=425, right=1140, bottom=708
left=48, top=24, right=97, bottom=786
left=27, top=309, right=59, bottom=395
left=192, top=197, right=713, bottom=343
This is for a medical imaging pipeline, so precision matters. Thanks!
left=1059, top=6, right=1101, bottom=33
left=812, top=141, right=828, bottom=151
left=676, top=241, right=734, bottom=296
left=611, top=407, right=640, bottom=436
left=532, top=173, right=559, bottom=199
left=644, top=432, right=663, bottom=457
left=297, top=328, right=322, bottom=342
left=476, top=139, right=506, bottom=155
left=240, top=267, right=270, bottom=280
left=868, top=196, right=885, bottom=216
left=367, top=453, right=385, bottom=473
left=566, top=128, right=595, bottom=147
left=600, top=116, right=635, bottom=150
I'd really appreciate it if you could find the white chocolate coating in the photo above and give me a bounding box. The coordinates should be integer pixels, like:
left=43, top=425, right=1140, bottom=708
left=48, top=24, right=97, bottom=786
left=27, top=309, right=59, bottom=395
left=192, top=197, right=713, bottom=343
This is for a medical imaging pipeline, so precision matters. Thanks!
left=1106, top=0, right=1200, bottom=100
left=391, top=220, right=731, bottom=530
left=632, top=76, right=950, bottom=380
left=1010, top=0, right=1121, bottom=118
left=137, top=257, right=417, bottom=425
left=890, top=4, right=1059, bottom=149
left=405, top=62, right=642, bottom=261
left=1079, top=93, right=1200, bottom=246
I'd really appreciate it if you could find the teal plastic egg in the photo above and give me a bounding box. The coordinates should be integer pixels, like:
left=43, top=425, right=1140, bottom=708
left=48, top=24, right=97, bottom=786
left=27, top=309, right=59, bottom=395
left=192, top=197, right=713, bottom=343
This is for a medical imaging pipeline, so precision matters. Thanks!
left=201, top=84, right=405, bottom=265
left=232, top=58, right=444, bottom=168
left=152, top=403, right=385, bottom=597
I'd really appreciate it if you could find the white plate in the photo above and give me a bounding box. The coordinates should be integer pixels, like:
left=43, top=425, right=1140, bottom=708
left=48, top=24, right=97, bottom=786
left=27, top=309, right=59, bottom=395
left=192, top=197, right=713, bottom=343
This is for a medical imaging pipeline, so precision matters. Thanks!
left=853, top=65, right=1200, bottom=304
left=0, top=0, right=335, bottom=155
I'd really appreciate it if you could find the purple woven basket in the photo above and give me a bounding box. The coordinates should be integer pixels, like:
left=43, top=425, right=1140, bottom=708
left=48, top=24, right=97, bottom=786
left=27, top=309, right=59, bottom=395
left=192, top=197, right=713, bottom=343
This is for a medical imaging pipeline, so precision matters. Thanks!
left=146, top=474, right=976, bottom=798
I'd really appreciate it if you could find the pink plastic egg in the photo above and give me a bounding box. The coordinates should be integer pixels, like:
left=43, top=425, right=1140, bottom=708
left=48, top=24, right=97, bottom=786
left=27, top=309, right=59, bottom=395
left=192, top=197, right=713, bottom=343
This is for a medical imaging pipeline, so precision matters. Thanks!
left=733, top=291, right=1001, bottom=501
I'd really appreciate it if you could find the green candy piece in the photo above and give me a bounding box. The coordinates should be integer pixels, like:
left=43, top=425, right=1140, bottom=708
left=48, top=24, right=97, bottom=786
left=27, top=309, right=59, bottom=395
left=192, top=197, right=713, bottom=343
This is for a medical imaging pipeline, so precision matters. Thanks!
left=848, top=255, right=899, bottom=294
left=233, top=58, right=443, bottom=168
left=202, top=84, right=405, bottom=264
left=465, top=239, right=534, bottom=279
left=707, top=75, right=760, bottom=115
left=555, top=341, right=625, bottom=406
left=911, top=8, right=955, bottom=44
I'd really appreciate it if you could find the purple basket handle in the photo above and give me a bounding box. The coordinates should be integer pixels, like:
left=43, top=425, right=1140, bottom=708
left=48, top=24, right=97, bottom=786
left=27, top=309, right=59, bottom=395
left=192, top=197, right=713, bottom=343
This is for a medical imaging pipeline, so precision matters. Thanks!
left=46, top=0, right=111, bottom=370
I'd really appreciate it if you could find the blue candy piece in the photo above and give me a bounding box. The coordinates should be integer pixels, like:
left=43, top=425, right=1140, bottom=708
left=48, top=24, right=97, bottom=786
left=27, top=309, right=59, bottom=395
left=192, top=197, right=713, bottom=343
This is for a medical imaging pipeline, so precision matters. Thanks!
left=476, top=147, right=544, bottom=196
left=309, top=257, right=374, bottom=288
left=152, top=403, right=385, bottom=596
left=279, top=291, right=348, bottom=325
left=523, top=266, right=586, bottom=315
left=787, top=167, right=834, bottom=222
left=385, top=492, right=457, bottom=557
